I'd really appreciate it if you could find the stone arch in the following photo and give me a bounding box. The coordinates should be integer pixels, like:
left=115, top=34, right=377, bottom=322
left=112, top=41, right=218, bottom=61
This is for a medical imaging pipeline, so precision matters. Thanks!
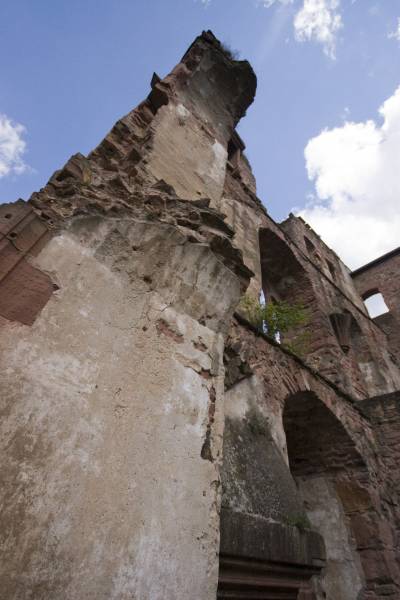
left=258, top=227, right=318, bottom=352
left=283, top=390, right=367, bottom=477
left=282, top=390, right=398, bottom=599
left=259, top=227, right=310, bottom=304
left=361, top=287, right=380, bottom=301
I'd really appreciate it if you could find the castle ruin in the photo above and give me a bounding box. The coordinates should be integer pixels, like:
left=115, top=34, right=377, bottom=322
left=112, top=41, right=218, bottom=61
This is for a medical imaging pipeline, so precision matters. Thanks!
left=1, top=31, right=400, bottom=600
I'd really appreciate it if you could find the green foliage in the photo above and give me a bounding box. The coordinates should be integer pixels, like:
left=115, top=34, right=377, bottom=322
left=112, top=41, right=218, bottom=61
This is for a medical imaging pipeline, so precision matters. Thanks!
left=238, top=294, right=310, bottom=357
left=263, top=300, right=308, bottom=338
left=238, top=294, right=265, bottom=331
left=284, top=514, right=312, bottom=532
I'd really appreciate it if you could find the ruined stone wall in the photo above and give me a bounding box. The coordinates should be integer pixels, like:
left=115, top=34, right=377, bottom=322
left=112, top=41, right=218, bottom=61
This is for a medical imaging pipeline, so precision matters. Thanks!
left=144, top=33, right=256, bottom=207
left=359, top=392, right=400, bottom=597
left=0, top=32, right=255, bottom=600
left=261, top=215, right=400, bottom=400
left=215, top=161, right=400, bottom=400
left=352, top=249, right=400, bottom=364
left=224, top=317, right=378, bottom=473
left=222, top=317, right=400, bottom=599
left=1, top=29, right=400, bottom=600
left=0, top=206, right=251, bottom=600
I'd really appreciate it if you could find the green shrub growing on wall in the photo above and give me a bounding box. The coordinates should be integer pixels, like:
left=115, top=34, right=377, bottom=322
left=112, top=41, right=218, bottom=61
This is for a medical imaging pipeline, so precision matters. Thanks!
left=238, top=294, right=310, bottom=357
left=238, top=294, right=266, bottom=331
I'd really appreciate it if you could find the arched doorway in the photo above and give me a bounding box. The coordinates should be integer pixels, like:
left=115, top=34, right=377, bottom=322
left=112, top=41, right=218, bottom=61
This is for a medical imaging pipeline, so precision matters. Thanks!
left=217, top=377, right=326, bottom=600
left=283, top=391, right=374, bottom=599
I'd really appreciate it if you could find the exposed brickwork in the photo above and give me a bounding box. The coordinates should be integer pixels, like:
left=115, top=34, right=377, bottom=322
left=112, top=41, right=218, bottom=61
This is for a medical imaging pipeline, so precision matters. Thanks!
left=275, top=215, right=400, bottom=400
left=0, top=201, right=54, bottom=325
left=225, top=316, right=378, bottom=471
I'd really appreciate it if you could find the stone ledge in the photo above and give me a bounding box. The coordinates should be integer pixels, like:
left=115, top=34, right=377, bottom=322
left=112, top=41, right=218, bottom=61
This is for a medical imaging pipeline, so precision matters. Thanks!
left=233, top=311, right=366, bottom=414
left=219, top=508, right=326, bottom=568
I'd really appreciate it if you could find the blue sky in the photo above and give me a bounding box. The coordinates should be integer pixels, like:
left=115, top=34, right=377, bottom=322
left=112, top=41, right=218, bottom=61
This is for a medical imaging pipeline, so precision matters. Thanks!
left=1, top=0, right=399, bottom=268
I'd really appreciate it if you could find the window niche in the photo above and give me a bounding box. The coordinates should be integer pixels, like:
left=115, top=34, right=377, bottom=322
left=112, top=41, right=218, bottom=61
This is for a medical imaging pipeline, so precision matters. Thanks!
left=304, top=235, right=322, bottom=264
left=326, top=259, right=337, bottom=281
left=329, top=312, right=352, bottom=353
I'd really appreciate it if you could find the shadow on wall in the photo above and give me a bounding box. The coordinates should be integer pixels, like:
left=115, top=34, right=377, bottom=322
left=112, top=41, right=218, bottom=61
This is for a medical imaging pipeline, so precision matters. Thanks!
left=282, top=391, right=394, bottom=599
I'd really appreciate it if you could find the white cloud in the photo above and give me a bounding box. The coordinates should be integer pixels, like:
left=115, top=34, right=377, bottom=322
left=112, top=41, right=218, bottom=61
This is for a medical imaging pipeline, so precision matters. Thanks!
left=388, top=17, right=400, bottom=42
left=201, top=0, right=342, bottom=58
left=294, top=0, right=342, bottom=58
left=0, top=114, right=28, bottom=178
left=297, top=86, right=400, bottom=269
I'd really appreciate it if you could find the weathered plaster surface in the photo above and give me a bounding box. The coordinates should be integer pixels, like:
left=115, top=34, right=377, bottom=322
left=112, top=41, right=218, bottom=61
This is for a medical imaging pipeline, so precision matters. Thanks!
left=147, top=102, right=228, bottom=205
left=298, top=477, right=365, bottom=600
left=222, top=376, right=304, bottom=521
left=0, top=216, right=244, bottom=599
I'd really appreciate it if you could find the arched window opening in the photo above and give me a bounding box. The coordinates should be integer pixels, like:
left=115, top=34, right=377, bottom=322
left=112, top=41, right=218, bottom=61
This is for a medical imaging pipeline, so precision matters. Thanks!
left=363, top=291, right=389, bottom=318
left=283, top=392, right=368, bottom=600
left=259, top=229, right=314, bottom=355
left=259, top=228, right=308, bottom=305
left=304, top=235, right=322, bottom=264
